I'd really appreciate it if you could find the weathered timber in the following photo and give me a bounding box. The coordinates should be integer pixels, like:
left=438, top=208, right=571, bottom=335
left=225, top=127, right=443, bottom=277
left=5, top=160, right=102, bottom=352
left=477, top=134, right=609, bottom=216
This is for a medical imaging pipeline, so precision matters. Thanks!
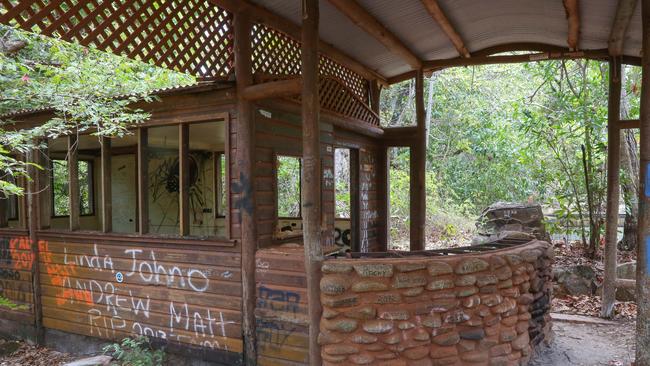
left=609, top=0, right=639, bottom=56
left=179, top=124, right=190, bottom=236
left=563, top=0, right=580, bottom=50
left=420, top=0, right=469, bottom=57
left=100, top=137, right=112, bottom=233
left=602, top=57, right=622, bottom=318
left=67, top=135, right=80, bottom=231
left=410, top=70, right=426, bottom=251
left=137, top=128, right=148, bottom=235
left=241, top=78, right=301, bottom=101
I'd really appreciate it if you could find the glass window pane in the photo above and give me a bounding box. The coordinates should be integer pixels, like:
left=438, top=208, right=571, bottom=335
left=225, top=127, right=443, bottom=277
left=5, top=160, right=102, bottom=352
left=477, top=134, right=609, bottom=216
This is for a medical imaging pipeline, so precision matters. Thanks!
left=277, top=156, right=301, bottom=218
left=148, top=125, right=180, bottom=235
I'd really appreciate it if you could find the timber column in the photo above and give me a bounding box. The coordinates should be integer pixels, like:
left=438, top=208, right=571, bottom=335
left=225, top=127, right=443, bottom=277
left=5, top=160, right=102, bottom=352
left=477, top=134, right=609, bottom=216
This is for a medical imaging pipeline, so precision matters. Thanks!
left=410, top=69, right=427, bottom=250
left=602, top=57, right=621, bottom=318
left=301, top=0, right=323, bottom=364
left=234, top=10, right=258, bottom=366
left=638, top=0, right=650, bottom=364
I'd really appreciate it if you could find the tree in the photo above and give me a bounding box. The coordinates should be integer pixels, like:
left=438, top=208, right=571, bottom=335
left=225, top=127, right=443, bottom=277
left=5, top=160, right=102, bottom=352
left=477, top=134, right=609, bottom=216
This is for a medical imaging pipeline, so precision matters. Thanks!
left=0, top=26, right=193, bottom=196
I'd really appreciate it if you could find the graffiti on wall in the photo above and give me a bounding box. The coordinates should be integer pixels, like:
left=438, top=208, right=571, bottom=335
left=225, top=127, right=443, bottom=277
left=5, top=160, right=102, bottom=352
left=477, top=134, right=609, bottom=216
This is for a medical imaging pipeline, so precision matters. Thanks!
left=36, top=240, right=239, bottom=352
left=0, top=236, right=34, bottom=311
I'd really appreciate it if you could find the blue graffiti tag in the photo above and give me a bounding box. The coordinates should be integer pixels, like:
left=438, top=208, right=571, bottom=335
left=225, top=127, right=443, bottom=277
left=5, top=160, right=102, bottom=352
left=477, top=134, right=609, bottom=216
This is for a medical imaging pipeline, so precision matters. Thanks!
left=646, top=163, right=650, bottom=197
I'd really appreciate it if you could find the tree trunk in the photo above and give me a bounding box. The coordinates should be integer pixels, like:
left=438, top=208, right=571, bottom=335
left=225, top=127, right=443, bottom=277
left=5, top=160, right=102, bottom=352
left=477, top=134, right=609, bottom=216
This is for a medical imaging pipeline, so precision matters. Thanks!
left=620, top=129, right=639, bottom=250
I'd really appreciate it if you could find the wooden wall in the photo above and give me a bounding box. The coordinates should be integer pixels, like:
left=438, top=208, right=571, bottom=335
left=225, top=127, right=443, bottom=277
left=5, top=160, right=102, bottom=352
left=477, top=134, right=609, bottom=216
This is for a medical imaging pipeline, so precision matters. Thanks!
left=0, top=230, right=34, bottom=326
left=36, top=232, right=243, bottom=363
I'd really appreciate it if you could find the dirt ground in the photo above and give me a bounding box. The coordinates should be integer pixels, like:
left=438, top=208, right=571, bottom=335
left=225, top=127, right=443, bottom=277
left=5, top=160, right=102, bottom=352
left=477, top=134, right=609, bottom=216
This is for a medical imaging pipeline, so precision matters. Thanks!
left=531, top=319, right=635, bottom=366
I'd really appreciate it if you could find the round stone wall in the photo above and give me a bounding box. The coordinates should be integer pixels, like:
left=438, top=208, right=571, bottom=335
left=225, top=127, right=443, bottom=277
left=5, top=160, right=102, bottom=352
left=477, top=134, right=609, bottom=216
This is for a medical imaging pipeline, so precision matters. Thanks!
left=319, top=240, right=553, bottom=366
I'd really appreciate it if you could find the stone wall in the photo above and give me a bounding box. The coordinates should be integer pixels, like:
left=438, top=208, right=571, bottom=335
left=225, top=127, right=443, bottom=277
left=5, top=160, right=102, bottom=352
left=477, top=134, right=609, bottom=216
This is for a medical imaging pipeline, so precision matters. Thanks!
left=319, top=240, right=553, bottom=366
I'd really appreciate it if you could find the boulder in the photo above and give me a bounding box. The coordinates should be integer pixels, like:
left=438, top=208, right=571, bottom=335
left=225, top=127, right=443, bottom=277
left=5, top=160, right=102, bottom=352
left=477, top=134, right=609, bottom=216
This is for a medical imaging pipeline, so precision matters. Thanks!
left=616, top=261, right=636, bottom=302
left=472, top=202, right=550, bottom=245
left=553, top=265, right=597, bottom=296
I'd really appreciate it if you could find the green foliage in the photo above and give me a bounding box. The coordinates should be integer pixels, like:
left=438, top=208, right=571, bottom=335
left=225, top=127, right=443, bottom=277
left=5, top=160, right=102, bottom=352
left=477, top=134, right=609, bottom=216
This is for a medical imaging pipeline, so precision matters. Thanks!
left=102, top=336, right=165, bottom=366
left=0, top=295, right=28, bottom=311
left=0, top=25, right=194, bottom=196
left=277, top=156, right=301, bottom=218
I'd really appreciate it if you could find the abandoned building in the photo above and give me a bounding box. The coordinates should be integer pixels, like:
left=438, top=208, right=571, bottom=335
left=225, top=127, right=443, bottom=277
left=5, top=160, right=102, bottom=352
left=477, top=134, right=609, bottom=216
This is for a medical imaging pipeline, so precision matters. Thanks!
left=0, top=0, right=649, bottom=365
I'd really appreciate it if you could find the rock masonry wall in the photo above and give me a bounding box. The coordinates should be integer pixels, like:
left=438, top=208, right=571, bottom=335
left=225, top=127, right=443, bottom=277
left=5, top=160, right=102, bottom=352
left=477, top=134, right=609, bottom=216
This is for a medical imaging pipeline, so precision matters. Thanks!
left=319, top=240, right=553, bottom=366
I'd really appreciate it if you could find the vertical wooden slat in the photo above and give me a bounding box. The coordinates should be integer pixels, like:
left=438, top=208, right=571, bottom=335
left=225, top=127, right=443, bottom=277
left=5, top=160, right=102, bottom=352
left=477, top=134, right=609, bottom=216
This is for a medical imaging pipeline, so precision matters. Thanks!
left=350, top=148, right=360, bottom=251
left=68, top=134, right=80, bottom=231
left=214, top=151, right=223, bottom=217
left=224, top=117, right=231, bottom=240
left=0, top=190, right=7, bottom=228
left=301, top=0, right=323, bottom=364
left=137, top=128, right=149, bottom=235
left=378, top=147, right=389, bottom=252
left=602, top=57, right=622, bottom=318
left=101, top=136, right=112, bottom=233
left=637, top=0, right=650, bottom=363
left=39, top=144, right=51, bottom=229
left=26, top=148, right=44, bottom=343
left=410, top=70, right=427, bottom=251
left=234, top=10, right=257, bottom=366
left=179, top=124, right=190, bottom=236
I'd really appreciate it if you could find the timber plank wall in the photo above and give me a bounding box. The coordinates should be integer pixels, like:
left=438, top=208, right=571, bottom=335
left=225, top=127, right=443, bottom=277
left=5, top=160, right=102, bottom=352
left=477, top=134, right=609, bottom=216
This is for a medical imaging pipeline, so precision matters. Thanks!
left=0, top=230, right=35, bottom=326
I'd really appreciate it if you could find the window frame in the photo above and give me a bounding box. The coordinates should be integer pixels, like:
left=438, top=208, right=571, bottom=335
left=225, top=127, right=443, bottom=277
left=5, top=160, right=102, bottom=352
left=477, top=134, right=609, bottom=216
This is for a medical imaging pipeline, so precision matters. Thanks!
left=50, top=157, right=96, bottom=218
left=275, top=154, right=303, bottom=220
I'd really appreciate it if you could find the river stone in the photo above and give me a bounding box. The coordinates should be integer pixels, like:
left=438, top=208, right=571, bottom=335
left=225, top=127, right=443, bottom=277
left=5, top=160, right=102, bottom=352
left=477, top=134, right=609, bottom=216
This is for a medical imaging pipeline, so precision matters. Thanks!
left=445, top=310, right=470, bottom=324
left=323, top=308, right=340, bottom=319
left=320, top=275, right=350, bottom=295
left=456, top=258, right=490, bottom=274
left=427, top=278, right=454, bottom=291
left=432, top=331, right=460, bottom=346
left=462, top=294, right=481, bottom=308
left=403, top=287, right=425, bottom=297
left=494, top=266, right=513, bottom=280
left=323, top=318, right=358, bottom=333
left=363, top=320, right=394, bottom=334
left=477, top=274, right=498, bottom=287
left=352, top=280, right=388, bottom=293
left=521, top=249, right=542, bottom=263
left=379, top=309, right=410, bottom=320
left=398, top=321, right=416, bottom=330
left=403, top=345, right=430, bottom=360
left=481, top=294, right=503, bottom=307
left=490, top=255, right=507, bottom=269
left=455, top=275, right=477, bottom=286
left=374, top=292, right=402, bottom=304
left=318, top=331, right=343, bottom=345
left=456, top=286, right=478, bottom=297
left=351, top=334, right=378, bottom=344
left=349, top=354, right=374, bottom=365
left=414, top=328, right=431, bottom=341
left=345, top=306, right=376, bottom=320
left=323, top=344, right=359, bottom=355
left=354, top=263, right=394, bottom=277
left=396, top=262, right=427, bottom=272
left=322, top=294, right=359, bottom=308
left=421, top=314, right=442, bottom=328
left=459, top=327, right=486, bottom=340
left=322, top=353, right=347, bottom=363
left=428, top=262, right=453, bottom=276
left=505, top=254, right=523, bottom=266
left=322, top=262, right=353, bottom=274
left=393, top=273, right=428, bottom=288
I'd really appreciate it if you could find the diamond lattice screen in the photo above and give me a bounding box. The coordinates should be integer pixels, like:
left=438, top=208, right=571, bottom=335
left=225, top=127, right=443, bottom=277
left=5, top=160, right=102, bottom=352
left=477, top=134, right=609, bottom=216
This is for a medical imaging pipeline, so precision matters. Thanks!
left=252, top=23, right=369, bottom=103
left=0, top=0, right=234, bottom=79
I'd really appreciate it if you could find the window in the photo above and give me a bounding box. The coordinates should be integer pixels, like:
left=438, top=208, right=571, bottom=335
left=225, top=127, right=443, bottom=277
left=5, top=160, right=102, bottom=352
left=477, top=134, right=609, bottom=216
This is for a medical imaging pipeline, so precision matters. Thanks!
left=3, top=176, right=18, bottom=221
left=335, top=148, right=351, bottom=219
left=276, top=155, right=301, bottom=218
left=51, top=159, right=94, bottom=217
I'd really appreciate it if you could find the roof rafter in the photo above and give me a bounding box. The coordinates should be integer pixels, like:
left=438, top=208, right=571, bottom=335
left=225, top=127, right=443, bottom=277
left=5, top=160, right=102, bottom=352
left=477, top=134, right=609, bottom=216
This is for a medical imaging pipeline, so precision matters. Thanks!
left=563, top=0, right=581, bottom=50
left=608, top=0, right=639, bottom=56
left=326, top=0, right=423, bottom=69
left=420, top=0, right=470, bottom=58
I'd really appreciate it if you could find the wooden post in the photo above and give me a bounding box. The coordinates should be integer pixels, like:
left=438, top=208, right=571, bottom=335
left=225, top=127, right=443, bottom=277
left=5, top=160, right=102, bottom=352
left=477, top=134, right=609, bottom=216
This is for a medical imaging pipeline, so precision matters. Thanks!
left=301, top=0, right=323, bottom=364
left=378, top=147, right=389, bottom=251
left=637, top=1, right=650, bottom=364
left=68, top=134, right=80, bottom=230
left=39, top=145, right=51, bottom=229
left=410, top=70, right=427, bottom=251
left=179, top=124, right=190, bottom=236
left=137, top=128, right=149, bottom=235
left=101, top=137, right=112, bottom=233
left=234, top=10, right=257, bottom=366
left=602, top=57, right=622, bottom=318
left=26, top=149, right=44, bottom=343
left=350, top=149, right=360, bottom=251
left=0, top=191, right=6, bottom=228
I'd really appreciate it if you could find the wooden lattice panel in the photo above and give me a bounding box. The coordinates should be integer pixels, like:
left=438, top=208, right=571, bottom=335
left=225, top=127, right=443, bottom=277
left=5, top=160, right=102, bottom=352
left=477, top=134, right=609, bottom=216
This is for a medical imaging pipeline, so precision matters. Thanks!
left=317, top=76, right=379, bottom=126
left=0, top=0, right=234, bottom=79
left=252, top=23, right=368, bottom=103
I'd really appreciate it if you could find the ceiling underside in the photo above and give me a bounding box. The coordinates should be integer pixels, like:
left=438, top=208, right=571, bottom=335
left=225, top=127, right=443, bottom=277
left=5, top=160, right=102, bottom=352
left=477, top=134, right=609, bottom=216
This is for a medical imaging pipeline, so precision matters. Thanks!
left=252, top=0, right=643, bottom=79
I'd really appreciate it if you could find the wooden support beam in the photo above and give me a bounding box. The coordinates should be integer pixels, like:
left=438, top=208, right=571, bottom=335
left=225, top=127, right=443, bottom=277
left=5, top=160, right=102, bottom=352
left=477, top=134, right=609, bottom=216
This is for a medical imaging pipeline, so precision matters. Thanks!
left=67, top=134, right=80, bottom=231
left=179, top=124, right=190, bottom=236
left=100, top=137, right=112, bottom=233
left=212, top=0, right=388, bottom=83
left=420, top=0, right=470, bottom=58
left=609, top=0, right=639, bottom=56
left=301, top=0, right=323, bottom=364
left=636, top=1, right=650, bottom=363
left=410, top=70, right=426, bottom=251
left=602, top=57, right=622, bottom=318
left=137, top=128, right=149, bottom=235
left=563, top=0, right=581, bottom=51
left=234, top=10, right=257, bottom=366
left=369, top=79, right=382, bottom=114
left=620, top=118, right=641, bottom=129
left=327, top=0, right=422, bottom=69
left=240, top=78, right=302, bottom=101
left=0, top=190, right=7, bottom=228
left=26, top=149, right=44, bottom=344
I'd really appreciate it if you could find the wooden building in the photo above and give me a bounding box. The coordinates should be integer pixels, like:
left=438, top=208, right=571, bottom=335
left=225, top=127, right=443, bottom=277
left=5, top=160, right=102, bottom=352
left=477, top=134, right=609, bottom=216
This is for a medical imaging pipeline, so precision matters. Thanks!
left=0, top=0, right=649, bottom=365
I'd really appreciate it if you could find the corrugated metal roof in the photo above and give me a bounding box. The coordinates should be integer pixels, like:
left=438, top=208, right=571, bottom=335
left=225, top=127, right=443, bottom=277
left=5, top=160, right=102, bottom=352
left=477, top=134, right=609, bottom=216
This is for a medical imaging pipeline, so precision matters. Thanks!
left=252, top=0, right=642, bottom=79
